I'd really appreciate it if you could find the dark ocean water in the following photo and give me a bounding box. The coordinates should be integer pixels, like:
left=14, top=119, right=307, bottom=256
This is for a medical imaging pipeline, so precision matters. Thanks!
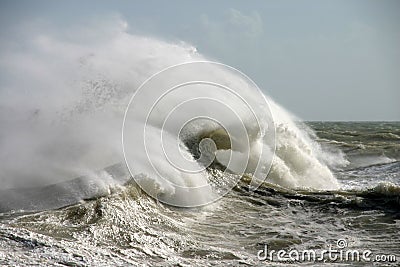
left=0, top=122, right=399, bottom=266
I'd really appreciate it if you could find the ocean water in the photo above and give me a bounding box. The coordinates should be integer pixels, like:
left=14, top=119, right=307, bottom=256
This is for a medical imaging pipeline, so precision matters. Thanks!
left=0, top=28, right=399, bottom=266
left=0, top=121, right=399, bottom=266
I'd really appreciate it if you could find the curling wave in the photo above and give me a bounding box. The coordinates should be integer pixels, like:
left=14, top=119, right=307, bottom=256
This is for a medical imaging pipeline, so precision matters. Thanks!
left=0, top=20, right=344, bottom=209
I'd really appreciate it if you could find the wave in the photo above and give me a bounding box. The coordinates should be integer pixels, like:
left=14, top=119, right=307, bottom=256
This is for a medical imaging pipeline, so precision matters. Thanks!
left=0, top=163, right=128, bottom=212
left=243, top=179, right=400, bottom=213
left=0, top=19, right=345, bottom=208
left=345, top=155, right=397, bottom=171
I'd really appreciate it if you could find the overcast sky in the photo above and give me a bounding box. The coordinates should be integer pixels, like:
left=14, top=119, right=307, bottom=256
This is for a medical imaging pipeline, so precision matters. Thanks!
left=1, top=0, right=399, bottom=121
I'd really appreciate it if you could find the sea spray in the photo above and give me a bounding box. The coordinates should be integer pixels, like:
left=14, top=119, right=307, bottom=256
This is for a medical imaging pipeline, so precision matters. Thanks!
left=0, top=19, right=344, bottom=206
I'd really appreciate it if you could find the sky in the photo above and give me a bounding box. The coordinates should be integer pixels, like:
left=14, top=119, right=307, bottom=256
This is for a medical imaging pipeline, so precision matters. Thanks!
left=0, top=0, right=399, bottom=121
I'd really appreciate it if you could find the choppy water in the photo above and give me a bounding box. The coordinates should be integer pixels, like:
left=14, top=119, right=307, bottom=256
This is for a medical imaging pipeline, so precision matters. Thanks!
left=0, top=121, right=399, bottom=266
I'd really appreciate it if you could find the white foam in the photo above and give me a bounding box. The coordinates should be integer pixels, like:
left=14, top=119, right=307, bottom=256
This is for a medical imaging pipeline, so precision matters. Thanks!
left=0, top=18, right=344, bottom=202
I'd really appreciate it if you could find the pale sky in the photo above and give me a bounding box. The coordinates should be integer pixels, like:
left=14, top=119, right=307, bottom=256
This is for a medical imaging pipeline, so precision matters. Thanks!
left=1, top=0, right=399, bottom=120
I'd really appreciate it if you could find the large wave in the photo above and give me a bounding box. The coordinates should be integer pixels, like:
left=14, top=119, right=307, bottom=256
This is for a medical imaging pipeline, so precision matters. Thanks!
left=0, top=19, right=345, bottom=207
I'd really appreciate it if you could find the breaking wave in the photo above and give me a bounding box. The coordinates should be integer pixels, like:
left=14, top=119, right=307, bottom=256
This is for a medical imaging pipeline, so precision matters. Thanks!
left=0, top=19, right=345, bottom=209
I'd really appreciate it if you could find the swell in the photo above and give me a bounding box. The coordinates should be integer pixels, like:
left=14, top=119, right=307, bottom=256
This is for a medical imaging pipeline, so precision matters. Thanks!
left=309, top=122, right=400, bottom=146
left=236, top=177, right=400, bottom=214
left=0, top=163, right=129, bottom=212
